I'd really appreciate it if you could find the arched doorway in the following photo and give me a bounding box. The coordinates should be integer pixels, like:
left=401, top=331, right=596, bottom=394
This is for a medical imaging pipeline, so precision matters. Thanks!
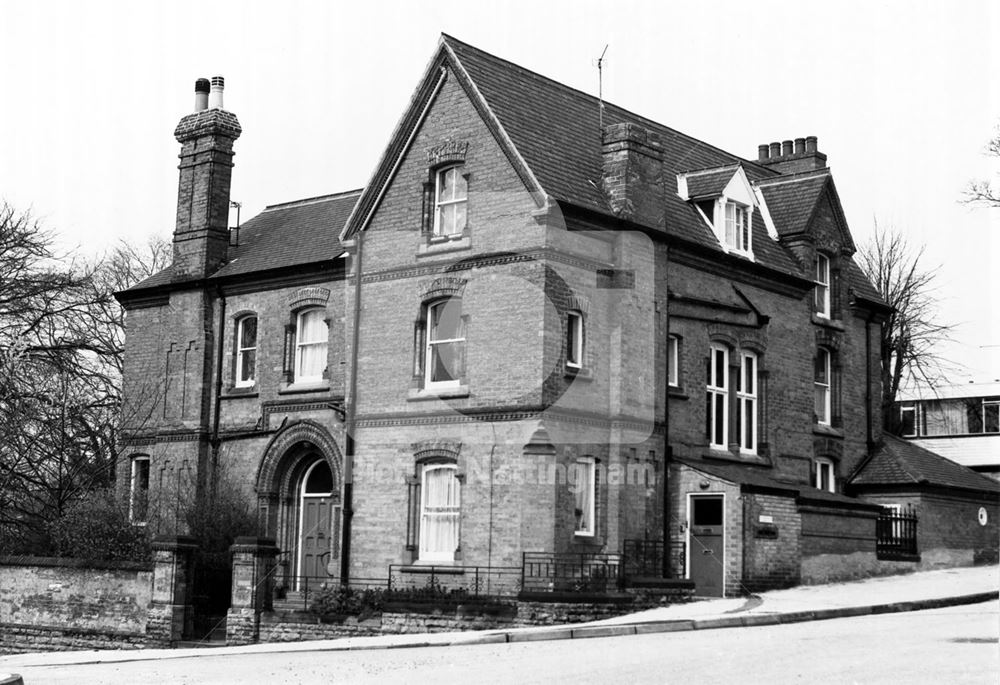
left=297, top=458, right=335, bottom=583
left=255, top=421, right=343, bottom=589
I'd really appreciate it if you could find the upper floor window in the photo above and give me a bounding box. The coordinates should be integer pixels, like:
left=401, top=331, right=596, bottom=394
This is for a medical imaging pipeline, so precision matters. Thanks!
left=668, top=335, right=680, bottom=387
left=969, top=397, right=1000, bottom=434
left=573, top=457, right=596, bottom=536
left=814, top=254, right=831, bottom=318
left=295, top=308, right=328, bottom=383
left=419, top=463, right=461, bottom=561
left=434, top=166, right=468, bottom=237
left=235, top=315, right=257, bottom=387
left=814, top=348, right=832, bottom=425
left=812, top=458, right=835, bottom=493
left=899, top=404, right=918, bottom=437
left=706, top=345, right=729, bottom=448
left=724, top=201, right=750, bottom=253
left=129, top=455, right=150, bottom=524
left=566, top=310, right=584, bottom=368
left=736, top=351, right=757, bottom=454
left=425, top=299, right=466, bottom=389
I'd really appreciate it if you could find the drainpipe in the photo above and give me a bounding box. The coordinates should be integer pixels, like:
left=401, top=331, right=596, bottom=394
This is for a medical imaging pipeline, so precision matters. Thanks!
left=865, top=312, right=875, bottom=455
left=210, top=287, right=227, bottom=501
left=662, top=245, right=671, bottom=578
left=340, top=231, right=364, bottom=584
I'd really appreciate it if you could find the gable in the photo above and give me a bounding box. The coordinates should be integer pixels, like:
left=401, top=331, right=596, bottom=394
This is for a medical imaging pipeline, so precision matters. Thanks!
left=806, top=184, right=856, bottom=255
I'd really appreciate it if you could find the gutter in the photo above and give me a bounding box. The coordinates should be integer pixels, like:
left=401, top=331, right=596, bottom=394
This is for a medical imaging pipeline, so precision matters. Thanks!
left=210, top=288, right=226, bottom=500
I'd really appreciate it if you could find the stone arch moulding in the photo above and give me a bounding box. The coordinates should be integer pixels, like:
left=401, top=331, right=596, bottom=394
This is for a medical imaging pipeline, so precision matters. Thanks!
left=255, top=419, right=344, bottom=498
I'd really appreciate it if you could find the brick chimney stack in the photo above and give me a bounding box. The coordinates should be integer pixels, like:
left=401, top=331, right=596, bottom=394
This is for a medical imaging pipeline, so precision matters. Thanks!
left=757, top=135, right=827, bottom=175
left=601, top=122, right=666, bottom=229
left=171, top=76, right=242, bottom=281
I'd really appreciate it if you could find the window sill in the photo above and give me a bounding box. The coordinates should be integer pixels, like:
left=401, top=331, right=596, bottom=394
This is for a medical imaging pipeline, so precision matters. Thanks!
left=416, top=233, right=471, bottom=257
left=408, top=385, right=470, bottom=401
left=811, top=314, right=844, bottom=330
left=278, top=382, right=331, bottom=396
left=222, top=389, right=259, bottom=400
left=564, top=365, right=593, bottom=380
left=668, top=386, right=688, bottom=400
left=813, top=424, right=844, bottom=439
left=399, top=563, right=464, bottom=574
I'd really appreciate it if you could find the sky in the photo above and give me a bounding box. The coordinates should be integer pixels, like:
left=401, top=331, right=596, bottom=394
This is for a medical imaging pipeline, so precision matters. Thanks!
left=1, top=0, right=997, bottom=380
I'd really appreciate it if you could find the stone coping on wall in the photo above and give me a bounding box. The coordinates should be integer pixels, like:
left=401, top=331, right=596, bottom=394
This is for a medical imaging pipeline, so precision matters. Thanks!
left=0, top=555, right=153, bottom=572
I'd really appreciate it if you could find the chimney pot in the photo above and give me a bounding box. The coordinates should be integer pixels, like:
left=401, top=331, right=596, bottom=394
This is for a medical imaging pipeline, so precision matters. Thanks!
left=769, top=142, right=782, bottom=158
left=782, top=140, right=794, bottom=156
left=794, top=137, right=806, bottom=154
left=208, top=75, right=225, bottom=110
left=805, top=136, right=818, bottom=153
left=758, top=144, right=770, bottom=161
left=194, top=78, right=210, bottom=112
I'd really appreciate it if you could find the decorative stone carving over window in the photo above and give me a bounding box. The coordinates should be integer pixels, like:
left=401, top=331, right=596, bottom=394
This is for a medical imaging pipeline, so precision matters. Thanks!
left=426, top=140, right=469, bottom=167
left=289, top=286, right=331, bottom=310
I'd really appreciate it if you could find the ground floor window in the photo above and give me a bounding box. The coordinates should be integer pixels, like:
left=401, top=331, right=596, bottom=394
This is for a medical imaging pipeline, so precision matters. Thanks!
left=129, top=455, right=150, bottom=524
left=812, top=458, right=835, bottom=493
left=573, top=457, right=596, bottom=536
left=419, top=464, right=461, bottom=561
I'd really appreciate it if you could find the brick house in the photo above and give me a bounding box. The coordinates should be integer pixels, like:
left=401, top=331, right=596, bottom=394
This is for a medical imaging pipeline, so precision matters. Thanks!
left=116, top=37, right=997, bottom=600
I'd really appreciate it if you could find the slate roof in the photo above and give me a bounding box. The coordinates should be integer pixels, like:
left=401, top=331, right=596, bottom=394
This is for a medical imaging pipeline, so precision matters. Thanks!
left=124, top=190, right=360, bottom=294
left=852, top=434, right=1000, bottom=494
left=756, top=172, right=829, bottom=239
left=441, top=36, right=803, bottom=278
left=683, top=166, right=740, bottom=199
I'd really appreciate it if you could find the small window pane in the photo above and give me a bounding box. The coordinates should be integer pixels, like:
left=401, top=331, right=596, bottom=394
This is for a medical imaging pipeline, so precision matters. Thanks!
left=240, top=317, right=257, bottom=348
left=692, top=497, right=723, bottom=526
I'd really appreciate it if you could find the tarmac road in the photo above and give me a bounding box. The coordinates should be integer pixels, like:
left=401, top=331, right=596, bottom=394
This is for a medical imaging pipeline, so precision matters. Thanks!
left=7, top=603, right=998, bottom=685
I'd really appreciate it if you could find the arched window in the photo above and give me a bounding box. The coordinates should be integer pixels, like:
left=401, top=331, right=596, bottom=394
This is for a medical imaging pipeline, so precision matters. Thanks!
left=812, top=458, right=836, bottom=492
left=433, top=166, right=468, bottom=237
left=419, top=464, right=461, bottom=561
left=295, top=308, right=328, bottom=383
left=235, top=315, right=258, bottom=387
left=814, top=348, right=832, bottom=425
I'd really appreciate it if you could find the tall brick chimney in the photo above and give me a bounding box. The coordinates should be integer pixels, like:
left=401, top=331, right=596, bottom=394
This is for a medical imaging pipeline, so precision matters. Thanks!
left=601, top=122, right=666, bottom=229
left=171, top=76, right=242, bottom=281
left=757, top=136, right=827, bottom=175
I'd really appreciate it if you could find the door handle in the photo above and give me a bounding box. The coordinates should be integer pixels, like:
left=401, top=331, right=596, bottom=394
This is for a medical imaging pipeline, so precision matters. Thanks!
left=702, top=550, right=713, bottom=555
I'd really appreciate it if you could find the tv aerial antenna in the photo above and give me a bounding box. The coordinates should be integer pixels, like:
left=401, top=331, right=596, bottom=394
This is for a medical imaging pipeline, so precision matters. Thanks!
left=595, top=44, right=609, bottom=131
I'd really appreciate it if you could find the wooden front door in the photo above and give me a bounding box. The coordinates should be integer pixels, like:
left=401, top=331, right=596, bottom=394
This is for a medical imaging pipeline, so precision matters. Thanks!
left=689, top=495, right=725, bottom=597
left=297, top=459, right=334, bottom=586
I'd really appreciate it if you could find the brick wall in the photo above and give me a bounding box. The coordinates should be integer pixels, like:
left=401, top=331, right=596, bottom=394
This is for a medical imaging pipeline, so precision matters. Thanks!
left=0, top=557, right=153, bottom=654
left=799, top=502, right=881, bottom=584
left=742, top=492, right=801, bottom=591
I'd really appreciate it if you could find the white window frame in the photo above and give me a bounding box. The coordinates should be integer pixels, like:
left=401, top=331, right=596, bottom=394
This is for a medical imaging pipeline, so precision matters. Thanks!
left=424, top=299, right=465, bottom=390
left=566, top=310, right=584, bottom=368
left=724, top=200, right=751, bottom=254
left=433, top=165, right=468, bottom=237
left=815, top=254, right=831, bottom=318
left=815, top=349, right=832, bottom=426
left=419, top=463, right=461, bottom=562
left=129, top=456, right=150, bottom=525
left=812, top=458, right=835, bottom=493
left=294, top=308, right=328, bottom=384
left=707, top=345, right=729, bottom=448
left=900, top=404, right=919, bottom=437
left=736, top=351, right=757, bottom=454
left=668, top=335, right=680, bottom=387
left=573, top=457, right=596, bottom=537
left=235, top=315, right=258, bottom=388
left=982, top=398, right=1000, bottom=434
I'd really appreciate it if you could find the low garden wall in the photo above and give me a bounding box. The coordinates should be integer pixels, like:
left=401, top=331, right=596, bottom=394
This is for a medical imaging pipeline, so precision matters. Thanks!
left=0, top=556, right=154, bottom=655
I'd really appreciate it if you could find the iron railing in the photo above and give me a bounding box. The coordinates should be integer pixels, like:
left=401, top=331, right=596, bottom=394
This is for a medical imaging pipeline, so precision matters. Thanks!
left=387, top=564, right=521, bottom=600
left=521, top=552, right=622, bottom=593
left=621, top=539, right=686, bottom=579
left=876, top=505, right=919, bottom=559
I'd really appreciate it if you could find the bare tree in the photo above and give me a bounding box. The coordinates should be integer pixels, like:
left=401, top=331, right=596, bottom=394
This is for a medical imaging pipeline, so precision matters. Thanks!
left=0, top=201, right=170, bottom=553
left=963, top=125, right=1000, bottom=207
left=856, top=222, right=954, bottom=434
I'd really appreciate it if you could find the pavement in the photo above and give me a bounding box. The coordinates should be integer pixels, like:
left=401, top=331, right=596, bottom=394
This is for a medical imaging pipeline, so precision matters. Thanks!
left=1, top=564, right=997, bottom=671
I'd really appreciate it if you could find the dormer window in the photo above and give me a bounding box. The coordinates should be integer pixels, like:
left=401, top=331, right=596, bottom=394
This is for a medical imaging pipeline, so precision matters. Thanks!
left=433, top=166, right=467, bottom=237
left=724, top=201, right=750, bottom=253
